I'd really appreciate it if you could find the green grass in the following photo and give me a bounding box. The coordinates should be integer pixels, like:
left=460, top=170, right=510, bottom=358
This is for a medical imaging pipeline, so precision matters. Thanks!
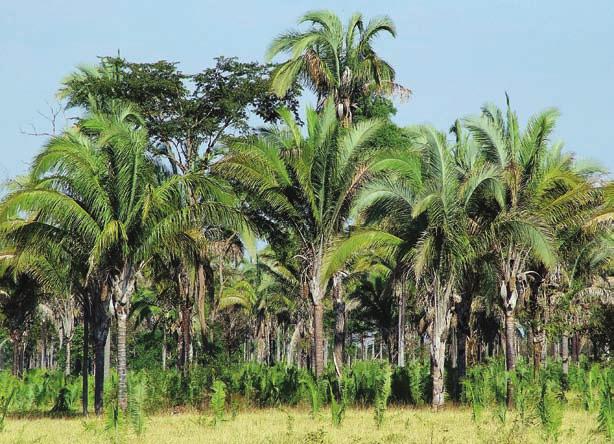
left=0, top=406, right=608, bottom=444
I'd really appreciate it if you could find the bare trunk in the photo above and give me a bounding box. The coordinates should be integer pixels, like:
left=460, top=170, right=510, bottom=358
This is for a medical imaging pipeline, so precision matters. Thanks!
left=92, top=282, right=110, bottom=416
left=332, top=274, right=345, bottom=375
left=571, top=332, right=580, bottom=363
left=431, top=330, right=446, bottom=411
left=103, top=330, right=111, bottom=381
left=65, top=338, right=72, bottom=376
left=82, top=311, right=89, bottom=416
left=397, top=279, right=406, bottom=367
left=533, top=330, right=544, bottom=375
left=504, top=311, right=516, bottom=409
left=286, top=321, right=302, bottom=367
left=561, top=333, right=569, bottom=388
left=162, top=329, right=167, bottom=370
left=313, top=303, right=324, bottom=378
left=117, top=311, right=128, bottom=411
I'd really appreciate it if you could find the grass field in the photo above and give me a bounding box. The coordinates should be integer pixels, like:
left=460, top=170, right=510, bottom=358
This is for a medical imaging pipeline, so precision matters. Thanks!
left=0, top=406, right=606, bottom=444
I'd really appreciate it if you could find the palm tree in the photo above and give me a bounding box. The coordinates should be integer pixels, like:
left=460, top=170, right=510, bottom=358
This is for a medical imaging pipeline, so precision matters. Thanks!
left=464, top=97, right=595, bottom=406
left=219, top=101, right=382, bottom=376
left=0, top=103, right=242, bottom=410
left=266, top=10, right=409, bottom=124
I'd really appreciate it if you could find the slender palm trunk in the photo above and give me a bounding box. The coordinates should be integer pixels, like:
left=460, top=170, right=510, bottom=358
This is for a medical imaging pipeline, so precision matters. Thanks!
left=571, top=332, right=580, bottom=362
left=561, top=333, right=569, bottom=388
left=92, top=282, right=110, bottom=415
left=117, top=310, right=128, bottom=411
left=104, top=331, right=111, bottom=381
left=397, top=280, right=406, bottom=367
left=11, top=332, right=21, bottom=377
left=65, top=338, right=71, bottom=375
left=162, top=329, right=167, bottom=370
left=332, top=274, right=345, bottom=375
left=313, top=302, right=324, bottom=378
left=431, top=330, right=447, bottom=411
left=504, top=310, right=516, bottom=408
left=82, top=311, right=89, bottom=416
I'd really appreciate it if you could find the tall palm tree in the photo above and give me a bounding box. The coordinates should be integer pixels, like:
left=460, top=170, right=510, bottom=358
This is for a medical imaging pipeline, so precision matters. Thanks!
left=464, top=97, right=595, bottom=406
left=267, top=10, right=409, bottom=124
left=219, top=101, right=382, bottom=376
left=0, top=103, right=242, bottom=410
left=327, top=125, right=499, bottom=409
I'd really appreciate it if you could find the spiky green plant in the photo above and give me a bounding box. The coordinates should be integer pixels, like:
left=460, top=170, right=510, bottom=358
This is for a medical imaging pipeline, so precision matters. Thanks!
left=597, top=370, right=614, bottom=442
left=210, top=380, right=227, bottom=426
left=0, top=388, right=15, bottom=432
left=300, top=375, right=321, bottom=417
left=537, top=379, right=563, bottom=442
left=462, top=378, right=485, bottom=422
left=373, top=362, right=392, bottom=429
left=127, top=379, right=147, bottom=435
left=329, top=385, right=346, bottom=427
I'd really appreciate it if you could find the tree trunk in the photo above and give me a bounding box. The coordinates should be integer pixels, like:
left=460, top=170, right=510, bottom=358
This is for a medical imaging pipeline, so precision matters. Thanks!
left=533, top=330, right=544, bottom=375
left=504, top=311, right=516, bottom=409
left=162, top=329, right=167, bottom=370
left=82, top=311, right=89, bottom=416
left=65, top=338, right=72, bottom=376
left=571, top=332, right=580, bottom=363
left=104, top=330, right=111, bottom=381
left=11, top=332, right=21, bottom=377
left=561, top=333, right=569, bottom=389
left=397, top=279, right=406, bottom=367
left=92, top=282, right=110, bottom=416
left=332, top=274, right=345, bottom=375
left=117, top=311, right=128, bottom=411
left=431, top=330, right=447, bottom=411
left=313, top=302, right=324, bottom=378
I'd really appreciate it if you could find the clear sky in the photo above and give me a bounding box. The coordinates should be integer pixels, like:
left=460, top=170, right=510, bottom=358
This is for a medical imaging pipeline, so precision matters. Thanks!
left=1, top=0, right=613, bottom=181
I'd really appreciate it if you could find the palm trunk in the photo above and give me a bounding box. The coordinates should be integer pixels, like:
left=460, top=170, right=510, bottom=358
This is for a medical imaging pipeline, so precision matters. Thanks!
left=504, top=310, right=516, bottom=409
left=571, top=332, right=580, bottom=362
left=82, top=311, right=89, bottom=416
left=92, top=282, right=111, bottom=416
left=561, top=333, right=569, bottom=389
left=104, top=331, right=111, bottom=381
left=313, top=302, right=324, bottom=378
left=65, top=338, right=72, bottom=376
left=11, top=332, right=21, bottom=377
left=397, top=279, right=406, bottom=367
left=286, top=321, right=302, bottom=367
left=532, top=329, right=544, bottom=376
left=162, top=329, right=167, bottom=370
left=431, top=329, right=446, bottom=411
left=332, top=274, right=345, bottom=375
left=117, top=311, right=128, bottom=411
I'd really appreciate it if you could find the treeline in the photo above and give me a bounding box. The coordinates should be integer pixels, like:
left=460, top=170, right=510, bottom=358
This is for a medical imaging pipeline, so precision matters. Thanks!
left=0, top=10, right=612, bottom=418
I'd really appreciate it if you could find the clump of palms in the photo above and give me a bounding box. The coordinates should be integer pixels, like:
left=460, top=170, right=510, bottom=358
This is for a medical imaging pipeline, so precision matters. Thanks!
left=267, top=10, right=409, bottom=124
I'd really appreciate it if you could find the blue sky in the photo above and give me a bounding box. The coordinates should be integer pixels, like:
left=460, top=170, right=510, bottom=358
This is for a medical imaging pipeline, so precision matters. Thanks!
left=1, top=0, right=613, bottom=181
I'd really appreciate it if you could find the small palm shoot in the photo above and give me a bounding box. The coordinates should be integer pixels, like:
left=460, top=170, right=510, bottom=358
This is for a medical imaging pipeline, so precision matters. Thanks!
left=210, top=380, right=227, bottom=426
left=537, top=380, right=563, bottom=442
left=597, top=370, right=614, bottom=442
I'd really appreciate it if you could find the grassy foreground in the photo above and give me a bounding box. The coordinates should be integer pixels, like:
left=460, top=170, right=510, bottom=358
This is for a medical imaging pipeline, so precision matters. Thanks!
left=0, top=406, right=605, bottom=444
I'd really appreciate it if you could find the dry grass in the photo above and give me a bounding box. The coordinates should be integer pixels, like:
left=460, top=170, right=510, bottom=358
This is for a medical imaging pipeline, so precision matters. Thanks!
left=0, top=406, right=605, bottom=444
